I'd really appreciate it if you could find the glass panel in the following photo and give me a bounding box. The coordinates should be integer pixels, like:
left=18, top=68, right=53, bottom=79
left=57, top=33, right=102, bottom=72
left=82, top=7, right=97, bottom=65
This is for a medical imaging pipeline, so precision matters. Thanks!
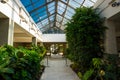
left=37, top=22, right=42, bottom=28
left=25, top=0, right=46, bottom=12
left=58, top=1, right=66, bottom=15
left=49, top=15, right=55, bottom=22
left=61, top=0, right=68, bottom=3
left=65, top=11, right=74, bottom=18
left=51, top=22, right=54, bottom=27
left=62, top=18, right=68, bottom=25
left=47, top=2, right=55, bottom=8
left=56, top=22, right=60, bottom=27
left=64, top=14, right=71, bottom=20
left=20, top=0, right=98, bottom=33
left=37, top=11, right=47, bottom=21
left=36, top=15, right=47, bottom=23
left=41, top=25, right=49, bottom=32
left=31, top=6, right=46, bottom=17
left=48, top=6, right=55, bottom=10
left=43, top=23, right=49, bottom=28
left=56, top=15, right=63, bottom=22
left=91, top=0, right=98, bottom=3
left=58, top=1, right=66, bottom=9
left=33, top=0, right=46, bottom=9
left=74, top=0, right=84, bottom=4
left=83, top=0, right=94, bottom=7
left=36, top=7, right=46, bottom=14
left=61, top=25, right=65, bottom=30
left=67, top=6, right=75, bottom=14
left=41, top=18, right=49, bottom=26
left=30, top=11, right=37, bottom=17
left=47, top=0, right=53, bottom=2
left=20, top=0, right=31, bottom=6
left=32, top=16, right=38, bottom=22
left=49, top=22, right=54, bottom=27
left=58, top=8, right=65, bottom=15
left=40, top=28, right=44, bottom=32
left=26, top=6, right=33, bottom=12
left=49, top=9, right=55, bottom=14
left=31, top=0, right=38, bottom=2
left=48, top=6, right=55, bottom=14
left=69, top=0, right=80, bottom=8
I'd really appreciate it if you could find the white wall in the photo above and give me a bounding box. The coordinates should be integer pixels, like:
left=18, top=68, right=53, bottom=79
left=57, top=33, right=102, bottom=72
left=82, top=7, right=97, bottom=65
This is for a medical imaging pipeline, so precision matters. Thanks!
left=104, top=20, right=117, bottom=54
left=94, top=0, right=120, bottom=54
left=94, top=0, right=120, bottom=19
left=0, top=0, right=42, bottom=42
left=42, top=34, right=66, bottom=43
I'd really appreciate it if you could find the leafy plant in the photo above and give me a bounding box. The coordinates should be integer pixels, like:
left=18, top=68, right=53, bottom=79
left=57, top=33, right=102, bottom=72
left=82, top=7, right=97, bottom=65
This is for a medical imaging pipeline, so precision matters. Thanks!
left=103, top=54, right=119, bottom=80
left=81, top=58, right=104, bottom=80
left=82, top=69, right=94, bottom=80
left=92, top=58, right=102, bottom=69
left=0, top=46, right=14, bottom=80
left=78, top=72, right=83, bottom=79
left=65, top=7, right=106, bottom=74
left=0, top=45, right=46, bottom=80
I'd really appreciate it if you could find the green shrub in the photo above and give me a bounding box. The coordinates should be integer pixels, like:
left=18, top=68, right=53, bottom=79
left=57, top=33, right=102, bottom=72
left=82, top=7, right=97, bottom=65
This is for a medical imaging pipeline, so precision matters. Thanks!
left=0, top=46, right=15, bottom=80
left=81, top=55, right=120, bottom=80
left=103, top=54, right=119, bottom=80
left=78, top=72, right=83, bottom=79
left=70, top=63, right=80, bottom=73
left=82, top=69, right=94, bottom=80
left=0, top=45, right=46, bottom=80
left=65, top=7, right=106, bottom=73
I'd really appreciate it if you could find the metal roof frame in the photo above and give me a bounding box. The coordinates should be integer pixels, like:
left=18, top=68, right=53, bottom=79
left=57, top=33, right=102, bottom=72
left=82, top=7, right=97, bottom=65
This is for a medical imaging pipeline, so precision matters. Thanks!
left=20, top=0, right=97, bottom=33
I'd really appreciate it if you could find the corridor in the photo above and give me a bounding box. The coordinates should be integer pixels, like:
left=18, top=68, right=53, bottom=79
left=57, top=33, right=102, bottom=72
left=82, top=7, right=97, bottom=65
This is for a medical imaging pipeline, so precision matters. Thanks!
left=40, top=54, right=80, bottom=80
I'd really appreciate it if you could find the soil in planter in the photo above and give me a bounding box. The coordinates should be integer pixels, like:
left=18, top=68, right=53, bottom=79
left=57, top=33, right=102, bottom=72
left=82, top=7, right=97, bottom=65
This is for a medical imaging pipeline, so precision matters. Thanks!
left=0, top=75, right=5, bottom=80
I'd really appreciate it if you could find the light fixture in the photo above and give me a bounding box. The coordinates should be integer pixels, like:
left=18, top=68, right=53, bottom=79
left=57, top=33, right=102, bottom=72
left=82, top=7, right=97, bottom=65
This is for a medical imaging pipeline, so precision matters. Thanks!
left=59, top=52, right=63, bottom=56
left=46, top=52, right=51, bottom=56
left=0, top=0, right=9, bottom=3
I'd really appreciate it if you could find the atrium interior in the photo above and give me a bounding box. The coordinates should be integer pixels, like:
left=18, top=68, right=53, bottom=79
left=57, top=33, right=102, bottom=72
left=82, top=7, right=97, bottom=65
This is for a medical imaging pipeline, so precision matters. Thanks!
left=0, top=0, right=120, bottom=80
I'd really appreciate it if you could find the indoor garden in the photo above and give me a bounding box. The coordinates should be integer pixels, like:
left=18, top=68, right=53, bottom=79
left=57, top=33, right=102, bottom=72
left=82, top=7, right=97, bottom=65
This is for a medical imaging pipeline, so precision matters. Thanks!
left=0, top=0, right=120, bottom=80
left=65, top=7, right=120, bottom=80
left=0, top=44, right=46, bottom=80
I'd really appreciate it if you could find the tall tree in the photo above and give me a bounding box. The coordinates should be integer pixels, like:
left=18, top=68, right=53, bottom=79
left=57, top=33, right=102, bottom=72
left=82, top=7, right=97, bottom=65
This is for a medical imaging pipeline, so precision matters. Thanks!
left=65, top=7, right=106, bottom=72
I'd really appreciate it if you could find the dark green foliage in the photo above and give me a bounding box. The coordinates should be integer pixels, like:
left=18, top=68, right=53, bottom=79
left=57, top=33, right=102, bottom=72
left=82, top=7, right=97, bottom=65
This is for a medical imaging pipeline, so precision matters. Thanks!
left=70, top=63, right=80, bottom=73
left=65, top=6, right=119, bottom=80
left=103, top=54, right=119, bottom=80
left=80, top=58, right=103, bottom=80
left=82, top=69, right=94, bottom=80
left=65, top=7, right=106, bottom=73
left=82, top=55, right=120, bottom=80
left=0, top=45, right=46, bottom=80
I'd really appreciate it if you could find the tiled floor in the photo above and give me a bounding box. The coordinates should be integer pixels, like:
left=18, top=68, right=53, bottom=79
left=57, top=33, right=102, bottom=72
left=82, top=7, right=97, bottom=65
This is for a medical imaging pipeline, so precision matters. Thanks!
left=40, top=54, right=80, bottom=80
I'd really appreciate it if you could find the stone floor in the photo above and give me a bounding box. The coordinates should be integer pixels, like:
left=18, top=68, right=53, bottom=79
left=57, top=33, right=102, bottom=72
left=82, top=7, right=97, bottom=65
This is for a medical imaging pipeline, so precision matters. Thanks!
left=40, top=54, right=80, bottom=80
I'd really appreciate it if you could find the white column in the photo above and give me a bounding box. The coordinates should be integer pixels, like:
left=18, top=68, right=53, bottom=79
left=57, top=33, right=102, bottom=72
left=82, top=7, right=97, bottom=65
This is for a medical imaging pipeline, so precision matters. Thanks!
left=8, top=19, right=14, bottom=46
left=104, top=20, right=117, bottom=54
left=0, top=18, right=14, bottom=46
left=32, top=37, right=37, bottom=46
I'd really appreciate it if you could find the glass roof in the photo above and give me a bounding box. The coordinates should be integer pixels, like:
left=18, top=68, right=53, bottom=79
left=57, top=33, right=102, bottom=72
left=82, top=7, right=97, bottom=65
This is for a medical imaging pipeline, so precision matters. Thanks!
left=20, top=0, right=97, bottom=34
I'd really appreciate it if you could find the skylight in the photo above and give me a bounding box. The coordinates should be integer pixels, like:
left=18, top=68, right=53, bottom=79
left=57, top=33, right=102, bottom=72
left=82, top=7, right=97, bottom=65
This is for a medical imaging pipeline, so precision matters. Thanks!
left=20, top=0, right=98, bottom=34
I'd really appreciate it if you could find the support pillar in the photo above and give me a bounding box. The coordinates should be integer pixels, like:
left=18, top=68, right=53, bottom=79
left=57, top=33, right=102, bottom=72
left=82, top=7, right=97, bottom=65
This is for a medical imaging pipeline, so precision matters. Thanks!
left=104, top=20, right=117, bottom=54
left=0, top=18, right=14, bottom=46
left=32, top=37, right=37, bottom=46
